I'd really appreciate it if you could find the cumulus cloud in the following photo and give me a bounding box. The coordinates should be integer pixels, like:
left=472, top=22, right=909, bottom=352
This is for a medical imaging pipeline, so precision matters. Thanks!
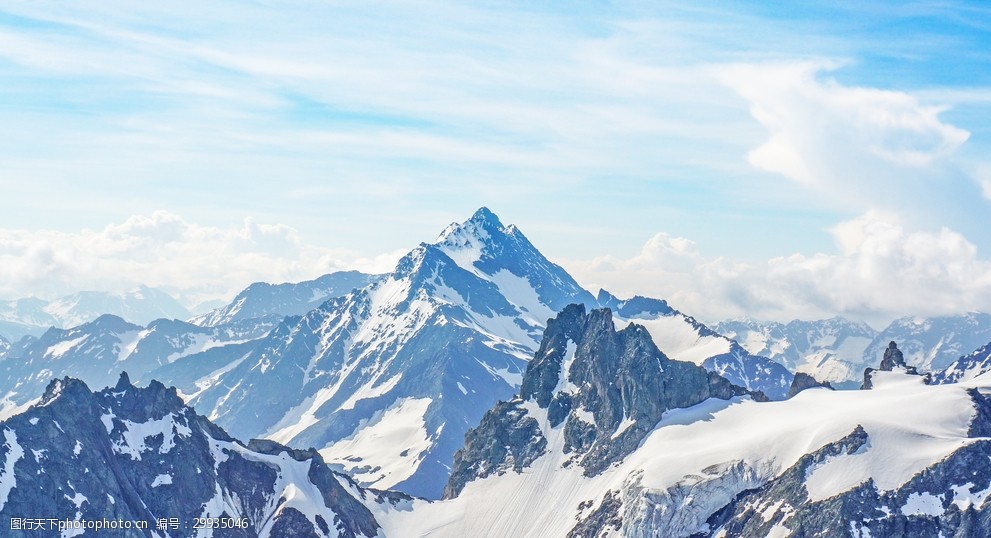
left=0, top=211, right=405, bottom=306
left=564, top=213, right=991, bottom=327
left=715, top=61, right=982, bottom=220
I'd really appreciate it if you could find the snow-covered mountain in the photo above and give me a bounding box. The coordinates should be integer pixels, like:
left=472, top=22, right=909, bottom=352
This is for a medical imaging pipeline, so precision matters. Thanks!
left=0, top=208, right=791, bottom=502
left=933, top=340, right=991, bottom=384
left=169, top=208, right=791, bottom=499
left=46, top=286, right=193, bottom=328
left=178, top=208, right=596, bottom=499
left=609, top=298, right=793, bottom=400
left=0, top=297, right=60, bottom=341
left=863, top=313, right=991, bottom=373
left=360, top=308, right=991, bottom=537
left=716, top=317, right=877, bottom=386
left=0, top=286, right=192, bottom=341
left=0, top=315, right=277, bottom=419
left=444, top=303, right=755, bottom=497
left=191, top=271, right=383, bottom=327
left=0, top=334, right=8, bottom=358
left=6, top=309, right=991, bottom=536
left=0, top=374, right=401, bottom=537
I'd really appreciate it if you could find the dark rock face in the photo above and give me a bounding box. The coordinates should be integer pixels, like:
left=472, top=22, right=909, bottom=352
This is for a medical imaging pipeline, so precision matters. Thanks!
left=568, top=489, right=623, bottom=538
left=787, top=372, right=834, bottom=399
left=445, top=304, right=752, bottom=498
left=440, top=400, right=547, bottom=498
left=881, top=341, right=908, bottom=371
left=595, top=289, right=674, bottom=318
left=707, top=426, right=872, bottom=536
left=0, top=374, right=385, bottom=538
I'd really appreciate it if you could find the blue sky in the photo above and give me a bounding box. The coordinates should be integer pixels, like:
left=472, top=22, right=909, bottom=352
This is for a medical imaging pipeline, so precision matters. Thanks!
left=2, top=1, right=991, bottom=324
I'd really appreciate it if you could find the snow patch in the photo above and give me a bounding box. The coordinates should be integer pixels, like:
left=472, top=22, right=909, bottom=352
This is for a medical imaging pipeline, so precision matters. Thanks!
left=339, top=374, right=402, bottom=411
left=611, top=414, right=636, bottom=440
left=45, top=335, right=88, bottom=359
left=0, top=429, right=24, bottom=510
left=476, top=359, right=523, bottom=387
left=900, top=492, right=945, bottom=517
left=109, top=413, right=193, bottom=461
left=488, top=270, right=555, bottom=327
left=950, top=482, right=991, bottom=510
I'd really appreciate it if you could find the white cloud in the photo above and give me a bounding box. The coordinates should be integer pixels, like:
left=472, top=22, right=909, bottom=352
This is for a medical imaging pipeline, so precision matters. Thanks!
left=716, top=61, right=972, bottom=210
left=0, top=211, right=404, bottom=305
left=563, top=213, right=991, bottom=327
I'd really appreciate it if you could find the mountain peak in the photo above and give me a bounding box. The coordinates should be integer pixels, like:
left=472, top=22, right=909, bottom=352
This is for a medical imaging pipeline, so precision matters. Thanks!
left=436, top=207, right=508, bottom=246
left=470, top=206, right=503, bottom=227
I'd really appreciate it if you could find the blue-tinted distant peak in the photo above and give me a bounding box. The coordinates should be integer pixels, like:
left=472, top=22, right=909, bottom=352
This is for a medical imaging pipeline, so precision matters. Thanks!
left=470, top=207, right=503, bottom=227
left=430, top=208, right=595, bottom=310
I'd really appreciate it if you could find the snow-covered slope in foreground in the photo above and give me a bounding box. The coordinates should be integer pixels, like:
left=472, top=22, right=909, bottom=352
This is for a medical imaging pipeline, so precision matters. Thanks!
left=371, top=328, right=988, bottom=538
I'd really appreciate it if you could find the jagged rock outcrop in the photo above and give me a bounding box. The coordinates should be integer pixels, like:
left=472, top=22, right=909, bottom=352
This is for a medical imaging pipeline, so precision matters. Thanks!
left=862, top=341, right=924, bottom=389
left=787, top=372, right=833, bottom=398
left=880, top=341, right=908, bottom=370
left=444, top=304, right=753, bottom=498
left=0, top=373, right=393, bottom=538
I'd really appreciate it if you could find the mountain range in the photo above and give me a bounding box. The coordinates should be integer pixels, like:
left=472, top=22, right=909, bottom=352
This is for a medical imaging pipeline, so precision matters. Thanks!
left=718, top=314, right=991, bottom=388
left=0, top=208, right=793, bottom=500
left=370, top=318, right=991, bottom=537
left=5, top=309, right=991, bottom=537
left=190, top=271, right=383, bottom=327
left=0, top=287, right=193, bottom=342
left=3, top=207, right=991, bottom=536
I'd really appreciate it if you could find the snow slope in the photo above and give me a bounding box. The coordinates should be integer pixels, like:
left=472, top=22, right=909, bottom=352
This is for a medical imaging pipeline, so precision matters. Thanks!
left=374, top=370, right=981, bottom=537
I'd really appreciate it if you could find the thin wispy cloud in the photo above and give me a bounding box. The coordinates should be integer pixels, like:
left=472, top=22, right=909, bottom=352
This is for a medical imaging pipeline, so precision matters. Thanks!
left=0, top=1, right=990, bottom=323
